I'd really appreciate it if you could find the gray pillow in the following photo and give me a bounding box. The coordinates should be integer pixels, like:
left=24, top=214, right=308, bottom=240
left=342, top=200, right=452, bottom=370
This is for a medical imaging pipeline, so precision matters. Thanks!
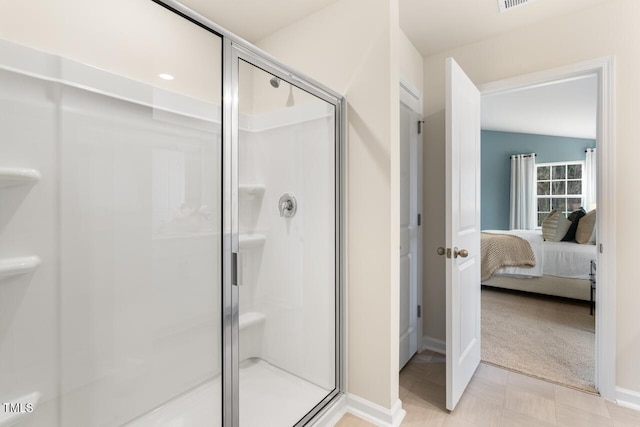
left=542, top=210, right=572, bottom=242
left=562, top=208, right=587, bottom=241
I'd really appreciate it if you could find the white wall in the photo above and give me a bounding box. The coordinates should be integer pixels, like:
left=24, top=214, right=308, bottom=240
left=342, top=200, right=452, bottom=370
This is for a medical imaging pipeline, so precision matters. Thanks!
left=421, top=0, right=640, bottom=395
left=257, top=0, right=401, bottom=409
left=400, top=29, right=424, bottom=96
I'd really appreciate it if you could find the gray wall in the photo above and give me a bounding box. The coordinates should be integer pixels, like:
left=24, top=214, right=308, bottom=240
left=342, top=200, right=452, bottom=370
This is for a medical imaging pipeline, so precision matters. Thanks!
left=481, top=130, right=596, bottom=230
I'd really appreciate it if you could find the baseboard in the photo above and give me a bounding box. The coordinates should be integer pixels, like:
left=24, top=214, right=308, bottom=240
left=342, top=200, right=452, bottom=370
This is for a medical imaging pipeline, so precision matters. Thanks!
left=422, top=336, right=446, bottom=355
left=311, top=393, right=406, bottom=427
left=344, top=394, right=406, bottom=427
left=311, top=394, right=348, bottom=426
left=616, top=387, right=640, bottom=411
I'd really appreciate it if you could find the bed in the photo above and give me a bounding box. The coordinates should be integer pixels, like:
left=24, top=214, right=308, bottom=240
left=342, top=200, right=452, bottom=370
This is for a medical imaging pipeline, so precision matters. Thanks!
left=481, top=229, right=597, bottom=301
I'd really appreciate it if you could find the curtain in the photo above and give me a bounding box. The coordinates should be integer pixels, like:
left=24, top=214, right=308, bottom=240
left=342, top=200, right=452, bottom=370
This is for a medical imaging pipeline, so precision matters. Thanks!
left=585, top=148, right=597, bottom=211
left=510, top=153, right=536, bottom=230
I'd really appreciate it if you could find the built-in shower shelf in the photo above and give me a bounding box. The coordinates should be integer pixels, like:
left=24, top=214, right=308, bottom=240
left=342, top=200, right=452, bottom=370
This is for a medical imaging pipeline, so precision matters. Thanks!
left=239, top=312, right=265, bottom=331
left=0, top=256, right=41, bottom=279
left=0, top=168, right=41, bottom=188
left=239, top=234, right=266, bottom=249
left=0, top=391, right=40, bottom=427
left=239, top=184, right=265, bottom=198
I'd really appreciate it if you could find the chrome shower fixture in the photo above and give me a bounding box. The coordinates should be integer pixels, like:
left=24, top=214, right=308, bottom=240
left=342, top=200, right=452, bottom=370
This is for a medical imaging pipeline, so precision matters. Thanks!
left=278, top=193, right=297, bottom=218
left=270, top=77, right=281, bottom=88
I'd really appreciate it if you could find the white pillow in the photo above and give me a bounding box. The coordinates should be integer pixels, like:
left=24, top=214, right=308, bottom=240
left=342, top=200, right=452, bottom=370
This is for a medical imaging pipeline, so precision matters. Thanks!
left=541, top=210, right=572, bottom=242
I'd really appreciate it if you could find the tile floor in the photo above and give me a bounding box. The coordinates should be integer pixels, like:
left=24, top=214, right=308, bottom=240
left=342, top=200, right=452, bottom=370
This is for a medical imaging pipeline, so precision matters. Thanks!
left=335, top=350, right=640, bottom=427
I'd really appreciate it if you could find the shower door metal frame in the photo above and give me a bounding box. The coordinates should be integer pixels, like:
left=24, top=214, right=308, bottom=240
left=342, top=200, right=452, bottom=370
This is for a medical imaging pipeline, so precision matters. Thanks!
left=225, top=40, right=345, bottom=427
left=149, top=2, right=345, bottom=426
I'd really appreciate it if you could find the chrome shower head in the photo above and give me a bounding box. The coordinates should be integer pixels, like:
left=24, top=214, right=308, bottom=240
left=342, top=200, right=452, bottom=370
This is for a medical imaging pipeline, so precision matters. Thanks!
left=270, top=77, right=281, bottom=88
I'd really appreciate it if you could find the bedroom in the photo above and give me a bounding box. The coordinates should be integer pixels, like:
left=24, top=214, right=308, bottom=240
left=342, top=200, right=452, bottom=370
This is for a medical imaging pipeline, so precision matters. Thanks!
left=480, top=74, right=599, bottom=393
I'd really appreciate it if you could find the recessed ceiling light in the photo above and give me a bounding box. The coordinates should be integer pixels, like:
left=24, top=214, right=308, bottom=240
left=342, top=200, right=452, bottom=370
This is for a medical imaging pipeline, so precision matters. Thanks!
left=159, top=73, right=174, bottom=81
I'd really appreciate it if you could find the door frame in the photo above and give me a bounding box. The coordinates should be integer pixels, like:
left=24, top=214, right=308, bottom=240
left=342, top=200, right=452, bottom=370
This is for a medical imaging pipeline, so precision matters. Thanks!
left=399, top=75, right=424, bottom=367
left=478, top=57, right=616, bottom=400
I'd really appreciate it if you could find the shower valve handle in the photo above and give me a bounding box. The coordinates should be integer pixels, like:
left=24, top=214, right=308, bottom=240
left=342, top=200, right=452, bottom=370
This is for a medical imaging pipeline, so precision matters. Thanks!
left=280, top=200, right=293, bottom=214
left=278, top=193, right=297, bottom=218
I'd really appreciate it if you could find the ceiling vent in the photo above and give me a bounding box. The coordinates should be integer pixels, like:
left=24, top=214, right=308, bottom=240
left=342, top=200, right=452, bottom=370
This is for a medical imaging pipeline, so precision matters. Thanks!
left=498, top=0, right=537, bottom=13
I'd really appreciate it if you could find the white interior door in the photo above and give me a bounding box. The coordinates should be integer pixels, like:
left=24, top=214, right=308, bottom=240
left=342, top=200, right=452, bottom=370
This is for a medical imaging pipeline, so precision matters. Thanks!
left=445, top=58, right=481, bottom=410
left=399, top=84, right=422, bottom=369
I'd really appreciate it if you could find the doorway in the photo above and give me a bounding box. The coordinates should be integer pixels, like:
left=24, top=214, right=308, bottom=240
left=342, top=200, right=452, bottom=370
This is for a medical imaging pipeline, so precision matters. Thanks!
left=443, top=57, right=616, bottom=410
left=479, top=75, right=599, bottom=392
left=477, top=59, right=616, bottom=400
left=399, top=77, right=423, bottom=369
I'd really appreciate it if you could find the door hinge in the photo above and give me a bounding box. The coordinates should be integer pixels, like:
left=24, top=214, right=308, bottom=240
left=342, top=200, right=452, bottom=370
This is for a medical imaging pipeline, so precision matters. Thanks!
left=417, top=305, right=421, bottom=318
left=418, top=120, right=425, bottom=135
left=417, top=213, right=421, bottom=226
left=599, top=243, right=603, bottom=254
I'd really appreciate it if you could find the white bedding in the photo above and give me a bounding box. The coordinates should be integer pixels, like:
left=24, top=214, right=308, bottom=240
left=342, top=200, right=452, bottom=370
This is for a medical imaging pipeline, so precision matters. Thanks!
left=483, top=229, right=597, bottom=280
left=543, top=240, right=597, bottom=279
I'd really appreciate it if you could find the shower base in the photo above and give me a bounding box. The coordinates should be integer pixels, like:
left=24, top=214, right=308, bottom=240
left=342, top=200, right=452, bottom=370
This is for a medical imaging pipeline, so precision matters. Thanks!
left=126, top=358, right=329, bottom=426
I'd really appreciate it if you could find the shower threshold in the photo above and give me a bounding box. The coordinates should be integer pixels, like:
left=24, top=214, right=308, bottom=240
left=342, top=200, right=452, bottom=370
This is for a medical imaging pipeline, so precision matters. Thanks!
left=126, top=358, right=330, bottom=427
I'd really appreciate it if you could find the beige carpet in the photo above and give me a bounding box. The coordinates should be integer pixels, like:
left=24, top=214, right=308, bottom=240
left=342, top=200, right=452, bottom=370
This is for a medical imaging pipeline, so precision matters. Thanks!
left=481, top=286, right=596, bottom=393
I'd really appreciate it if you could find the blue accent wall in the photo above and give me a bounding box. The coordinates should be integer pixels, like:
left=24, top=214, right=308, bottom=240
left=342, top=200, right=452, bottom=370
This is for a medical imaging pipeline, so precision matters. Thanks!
left=481, top=130, right=595, bottom=230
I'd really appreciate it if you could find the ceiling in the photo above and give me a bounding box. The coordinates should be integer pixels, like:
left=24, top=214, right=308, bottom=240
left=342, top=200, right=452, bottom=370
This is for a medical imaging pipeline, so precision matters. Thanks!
left=400, top=0, right=613, bottom=56
left=180, top=0, right=340, bottom=43
left=176, top=0, right=601, bottom=140
left=482, top=74, right=598, bottom=139
left=178, top=0, right=615, bottom=57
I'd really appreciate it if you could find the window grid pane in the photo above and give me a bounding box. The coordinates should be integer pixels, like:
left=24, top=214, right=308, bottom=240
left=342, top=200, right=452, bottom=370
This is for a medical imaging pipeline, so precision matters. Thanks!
left=568, top=164, right=582, bottom=179
left=537, top=166, right=550, bottom=180
left=552, top=181, right=566, bottom=195
left=537, top=182, right=550, bottom=196
left=567, top=180, right=582, bottom=195
left=553, top=165, right=566, bottom=179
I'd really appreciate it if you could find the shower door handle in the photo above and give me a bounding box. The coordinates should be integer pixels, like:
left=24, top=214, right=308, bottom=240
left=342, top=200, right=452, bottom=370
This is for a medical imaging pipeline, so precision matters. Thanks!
left=231, top=252, right=238, bottom=286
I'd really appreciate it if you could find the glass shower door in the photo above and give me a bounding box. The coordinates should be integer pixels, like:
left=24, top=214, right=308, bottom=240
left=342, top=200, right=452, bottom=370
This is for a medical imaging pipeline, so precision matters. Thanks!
left=233, top=56, right=340, bottom=426
left=0, top=2, right=224, bottom=426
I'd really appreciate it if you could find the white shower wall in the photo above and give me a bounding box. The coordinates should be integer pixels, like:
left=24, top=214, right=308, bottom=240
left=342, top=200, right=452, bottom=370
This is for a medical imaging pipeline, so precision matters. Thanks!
left=0, top=68, right=59, bottom=426
left=0, top=42, right=222, bottom=427
left=238, top=101, right=336, bottom=391
left=58, top=86, right=221, bottom=426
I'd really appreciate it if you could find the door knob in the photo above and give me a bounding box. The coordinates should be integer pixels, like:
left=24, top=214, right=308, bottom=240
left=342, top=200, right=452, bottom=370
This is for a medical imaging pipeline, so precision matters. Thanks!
left=454, top=248, right=469, bottom=258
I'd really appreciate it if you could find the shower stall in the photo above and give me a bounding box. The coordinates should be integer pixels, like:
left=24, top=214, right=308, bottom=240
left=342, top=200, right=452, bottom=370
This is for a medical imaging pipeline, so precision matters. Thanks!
left=0, top=1, right=344, bottom=426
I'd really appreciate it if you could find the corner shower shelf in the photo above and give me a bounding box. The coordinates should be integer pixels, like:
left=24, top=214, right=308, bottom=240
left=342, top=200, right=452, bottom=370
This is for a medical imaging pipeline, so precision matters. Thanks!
left=239, top=312, right=266, bottom=331
left=239, top=234, right=266, bottom=249
left=0, top=256, right=41, bottom=279
left=0, top=168, right=41, bottom=188
left=239, top=184, right=265, bottom=198
left=0, top=391, right=40, bottom=427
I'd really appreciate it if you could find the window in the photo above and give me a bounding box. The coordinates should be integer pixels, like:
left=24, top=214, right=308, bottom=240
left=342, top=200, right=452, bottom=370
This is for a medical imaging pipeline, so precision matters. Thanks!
left=536, top=161, right=584, bottom=227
